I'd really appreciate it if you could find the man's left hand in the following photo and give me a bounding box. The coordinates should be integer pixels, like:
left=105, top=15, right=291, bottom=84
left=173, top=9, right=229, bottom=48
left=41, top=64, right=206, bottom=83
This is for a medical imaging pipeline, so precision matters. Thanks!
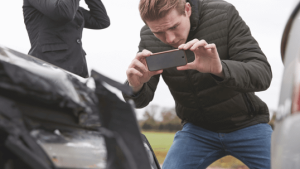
left=177, top=39, right=224, bottom=78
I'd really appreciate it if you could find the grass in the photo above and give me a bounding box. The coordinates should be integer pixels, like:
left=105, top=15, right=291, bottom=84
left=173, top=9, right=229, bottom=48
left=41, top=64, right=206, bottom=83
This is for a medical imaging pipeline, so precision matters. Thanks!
left=142, top=131, right=175, bottom=164
left=142, top=131, right=248, bottom=169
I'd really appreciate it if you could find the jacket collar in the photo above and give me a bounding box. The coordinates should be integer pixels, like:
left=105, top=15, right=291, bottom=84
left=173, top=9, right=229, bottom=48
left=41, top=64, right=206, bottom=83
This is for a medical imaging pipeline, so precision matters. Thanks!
left=187, top=0, right=201, bottom=32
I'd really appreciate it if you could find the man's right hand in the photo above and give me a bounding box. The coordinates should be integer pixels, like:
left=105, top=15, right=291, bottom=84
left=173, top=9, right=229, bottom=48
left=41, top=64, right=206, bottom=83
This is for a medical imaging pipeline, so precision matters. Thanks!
left=126, top=49, right=163, bottom=93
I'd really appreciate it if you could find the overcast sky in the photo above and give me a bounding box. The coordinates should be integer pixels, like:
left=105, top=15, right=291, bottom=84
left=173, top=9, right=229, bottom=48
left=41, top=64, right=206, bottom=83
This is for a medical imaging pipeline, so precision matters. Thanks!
left=0, top=0, right=298, bottom=119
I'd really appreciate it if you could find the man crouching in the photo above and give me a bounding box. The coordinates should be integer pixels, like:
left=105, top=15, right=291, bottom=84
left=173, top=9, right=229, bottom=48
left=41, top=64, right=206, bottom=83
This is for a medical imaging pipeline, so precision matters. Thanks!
left=123, top=0, right=273, bottom=168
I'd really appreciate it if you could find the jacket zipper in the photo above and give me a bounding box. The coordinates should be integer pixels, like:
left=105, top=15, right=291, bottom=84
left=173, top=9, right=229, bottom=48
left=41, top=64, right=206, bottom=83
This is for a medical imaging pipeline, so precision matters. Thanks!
left=243, top=93, right=255, bottom=117
left=184, top=71, right=200, bottom=107
left=185, top=71, right=197, bottom=96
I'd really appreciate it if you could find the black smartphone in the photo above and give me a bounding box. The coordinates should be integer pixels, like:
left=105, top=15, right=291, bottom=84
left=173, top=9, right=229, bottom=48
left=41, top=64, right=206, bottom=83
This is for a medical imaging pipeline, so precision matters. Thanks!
left=146, top=49, right=187, bottom=71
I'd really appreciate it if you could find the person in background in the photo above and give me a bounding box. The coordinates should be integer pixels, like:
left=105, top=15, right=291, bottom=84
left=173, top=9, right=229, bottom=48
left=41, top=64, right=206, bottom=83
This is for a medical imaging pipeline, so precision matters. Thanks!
left=122, top=0, right=273, bottom=168
left=23, top=0, right=110, bottom=78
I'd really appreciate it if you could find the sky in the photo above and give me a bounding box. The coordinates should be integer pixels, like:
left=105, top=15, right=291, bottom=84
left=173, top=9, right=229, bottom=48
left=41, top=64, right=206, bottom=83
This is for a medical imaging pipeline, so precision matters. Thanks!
left=0, top=0, right=298, bottom=119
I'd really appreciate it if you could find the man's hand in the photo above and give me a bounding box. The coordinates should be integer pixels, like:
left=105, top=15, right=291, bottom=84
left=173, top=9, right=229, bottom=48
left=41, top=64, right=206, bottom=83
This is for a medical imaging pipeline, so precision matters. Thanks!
left=126, top=49, right=163, bottom=93
left=177, top=39, right=224, bottom=78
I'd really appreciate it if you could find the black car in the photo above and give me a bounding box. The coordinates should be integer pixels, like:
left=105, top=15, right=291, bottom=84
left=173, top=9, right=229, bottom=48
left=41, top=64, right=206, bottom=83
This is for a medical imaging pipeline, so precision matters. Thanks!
left=0, top=45, right=160, bottom=169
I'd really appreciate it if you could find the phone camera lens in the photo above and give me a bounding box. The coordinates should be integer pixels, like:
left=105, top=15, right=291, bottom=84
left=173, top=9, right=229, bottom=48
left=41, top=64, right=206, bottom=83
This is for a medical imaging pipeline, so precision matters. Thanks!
left=182, top=56, right=184, bottom=58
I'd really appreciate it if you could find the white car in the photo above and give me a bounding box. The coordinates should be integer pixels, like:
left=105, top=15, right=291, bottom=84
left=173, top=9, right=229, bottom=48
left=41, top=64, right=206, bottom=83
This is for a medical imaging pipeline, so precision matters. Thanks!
left=272, top=1, right=300, bottom=169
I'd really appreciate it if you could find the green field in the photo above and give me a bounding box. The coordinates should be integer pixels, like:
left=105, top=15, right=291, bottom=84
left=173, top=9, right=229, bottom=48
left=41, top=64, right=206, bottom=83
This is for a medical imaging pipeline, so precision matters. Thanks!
left=142, top=131, right=175, bottom=164
left=142, top=131, right=248, bottom=169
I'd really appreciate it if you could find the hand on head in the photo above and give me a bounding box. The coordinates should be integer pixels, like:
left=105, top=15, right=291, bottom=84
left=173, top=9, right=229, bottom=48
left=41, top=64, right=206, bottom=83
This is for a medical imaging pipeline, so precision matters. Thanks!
left=126, top=49, right=163, bottom=93
left=177, top=39, right=224, bottom=78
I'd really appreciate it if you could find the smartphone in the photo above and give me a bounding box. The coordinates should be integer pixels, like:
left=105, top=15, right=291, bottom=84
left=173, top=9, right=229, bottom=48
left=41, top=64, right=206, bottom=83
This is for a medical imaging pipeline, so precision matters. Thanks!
left=146, top=49, right=187, bottom=71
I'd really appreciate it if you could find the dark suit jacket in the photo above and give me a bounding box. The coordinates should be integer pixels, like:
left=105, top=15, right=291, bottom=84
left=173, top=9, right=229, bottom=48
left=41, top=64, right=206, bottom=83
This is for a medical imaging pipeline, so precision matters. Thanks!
left=23, top=0, right=110, bottom=78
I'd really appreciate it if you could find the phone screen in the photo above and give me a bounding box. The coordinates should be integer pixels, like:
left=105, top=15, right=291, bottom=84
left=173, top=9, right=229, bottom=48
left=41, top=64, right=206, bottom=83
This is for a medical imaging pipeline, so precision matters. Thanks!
left=146, top=49, right=187, bottom=71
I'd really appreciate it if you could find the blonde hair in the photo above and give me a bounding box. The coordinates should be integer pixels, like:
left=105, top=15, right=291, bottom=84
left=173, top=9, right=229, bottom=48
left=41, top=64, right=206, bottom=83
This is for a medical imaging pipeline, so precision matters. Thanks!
left=139, top=0, right=186, bottom=22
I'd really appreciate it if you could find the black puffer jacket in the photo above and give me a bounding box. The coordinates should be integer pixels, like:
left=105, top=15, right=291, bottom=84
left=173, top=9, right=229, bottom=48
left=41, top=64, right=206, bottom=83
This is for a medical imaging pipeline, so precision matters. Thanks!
left=123, top=0, right=272, bottom=133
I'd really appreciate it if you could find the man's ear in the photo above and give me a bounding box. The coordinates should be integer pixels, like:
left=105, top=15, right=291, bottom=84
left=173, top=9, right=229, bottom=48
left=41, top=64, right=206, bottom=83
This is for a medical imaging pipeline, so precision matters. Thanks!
left=185, top=2, right=192, bottom=17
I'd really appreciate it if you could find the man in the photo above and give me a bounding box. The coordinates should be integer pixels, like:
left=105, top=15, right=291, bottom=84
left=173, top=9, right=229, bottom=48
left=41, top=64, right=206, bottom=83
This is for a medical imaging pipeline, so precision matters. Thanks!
left=123, top=0, right=273, bottom=168
left=23, top=0, right=110, bottom=78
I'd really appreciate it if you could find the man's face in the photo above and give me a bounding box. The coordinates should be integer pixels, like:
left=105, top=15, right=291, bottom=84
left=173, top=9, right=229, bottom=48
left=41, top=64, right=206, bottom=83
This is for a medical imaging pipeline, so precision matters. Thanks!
left=146, top=3, right=192, bottom=48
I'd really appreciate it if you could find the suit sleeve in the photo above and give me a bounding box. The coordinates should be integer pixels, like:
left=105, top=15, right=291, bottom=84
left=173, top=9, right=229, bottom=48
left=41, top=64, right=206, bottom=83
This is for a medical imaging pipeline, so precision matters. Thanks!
left=212, top=4, right=272, bottom=93
left=81, top=0, right=110, bottom=29
left=27, top=0, right=80, bottom=22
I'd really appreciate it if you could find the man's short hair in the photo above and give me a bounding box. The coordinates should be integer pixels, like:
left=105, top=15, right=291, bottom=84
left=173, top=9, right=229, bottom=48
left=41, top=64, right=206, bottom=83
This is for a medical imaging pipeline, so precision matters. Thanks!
left=139, top=0, right=186, bottom=22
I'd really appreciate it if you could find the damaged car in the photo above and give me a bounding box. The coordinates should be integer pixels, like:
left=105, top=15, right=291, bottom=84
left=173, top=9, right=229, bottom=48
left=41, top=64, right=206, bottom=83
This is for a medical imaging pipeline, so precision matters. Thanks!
left=0, top=45, right=160, bottom=169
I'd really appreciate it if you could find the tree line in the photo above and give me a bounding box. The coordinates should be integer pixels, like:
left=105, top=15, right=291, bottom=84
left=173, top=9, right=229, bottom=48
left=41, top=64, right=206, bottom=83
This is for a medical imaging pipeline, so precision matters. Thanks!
left=139, top=106, right=182, bottom=132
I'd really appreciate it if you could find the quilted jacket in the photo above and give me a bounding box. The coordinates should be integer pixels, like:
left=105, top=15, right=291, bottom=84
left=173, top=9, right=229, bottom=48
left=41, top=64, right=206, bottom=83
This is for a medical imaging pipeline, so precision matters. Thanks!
left=123, top=0, right=272, bottom=133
